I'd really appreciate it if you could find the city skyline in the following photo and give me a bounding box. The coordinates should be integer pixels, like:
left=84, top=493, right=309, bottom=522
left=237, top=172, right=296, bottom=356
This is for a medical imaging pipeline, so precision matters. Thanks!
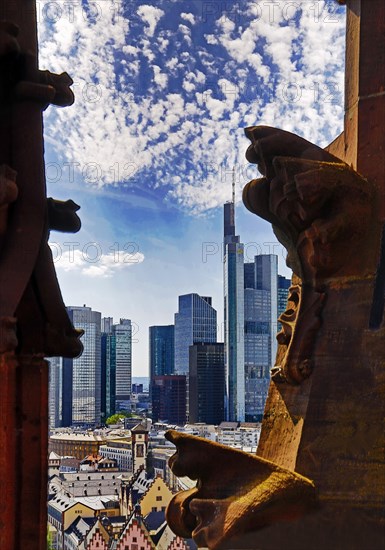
left=57, top=251, right=290, bottom=387
left=39, top=0, right=346, bottom=377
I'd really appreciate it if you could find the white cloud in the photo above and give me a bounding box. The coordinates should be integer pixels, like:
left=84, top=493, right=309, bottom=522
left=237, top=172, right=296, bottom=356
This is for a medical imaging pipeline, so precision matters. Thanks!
left=178, top=24, right=192, bottom=46
left=181, top=12, right=196, bottom=25
left=50, top=246, right=145, bottom=278
left=38, top=0, right=345, bottom=215
left=153, top=65, right=168, bottom=89
left=183, top=79, right=196, bottom=93
left=122, top=45, right=139, bottom=56
left=137, top=5, right=165, bottom=37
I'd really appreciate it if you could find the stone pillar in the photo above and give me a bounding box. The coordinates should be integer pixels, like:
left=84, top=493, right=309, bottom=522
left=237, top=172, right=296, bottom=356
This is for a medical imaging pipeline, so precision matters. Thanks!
left=0, top=1, right=81, bottom=548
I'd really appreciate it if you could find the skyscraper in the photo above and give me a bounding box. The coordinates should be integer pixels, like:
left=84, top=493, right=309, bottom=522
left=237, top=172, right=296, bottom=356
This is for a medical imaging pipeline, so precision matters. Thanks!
left=224, top=193, right=245, bottom=422
left=278, top=275, right=291, bottom=318
left=174, top=294, right=217, bottom=375
left=244, top=255, right=278, bottom=421
left=48, top=356, right=62, bottom=429
left=151, top=375, right=187, bottom=425
left=101, top=326, right=110, bottom=421
left=149, top=325, right=175, bottom=380
left=106, top=319, right=132, bottom=413
left=189, top=343, right=225, bottom=425
left=62, top=306, right=102, bottom=426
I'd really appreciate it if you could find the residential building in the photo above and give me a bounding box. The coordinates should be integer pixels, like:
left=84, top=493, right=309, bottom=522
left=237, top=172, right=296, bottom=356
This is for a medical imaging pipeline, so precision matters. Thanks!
left=189, top=343, right=225, bottom=424
left=216, top=421, right=261, bottom=450
left=48, top=493, right=120, bottom=549
left=49, top=430, right=131, bottom=460
left=49, top=471, right=121, bottom=500
left=62, top=306, right=102, bottom=427
left=63, top=516, right=101, bottom=550
left=138, top=475, right=174, bottom=516
left=151, top=375, right=187, bottom=425
left=114, top=511, right=156, bottom=550
left=223, top=196, right=245, bottom=422
left=99, top=440, right=133, bottom=471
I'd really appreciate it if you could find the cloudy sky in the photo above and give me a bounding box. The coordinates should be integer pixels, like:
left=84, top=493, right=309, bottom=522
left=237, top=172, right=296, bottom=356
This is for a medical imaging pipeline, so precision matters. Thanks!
left=38, top=0, right=346, bottom=376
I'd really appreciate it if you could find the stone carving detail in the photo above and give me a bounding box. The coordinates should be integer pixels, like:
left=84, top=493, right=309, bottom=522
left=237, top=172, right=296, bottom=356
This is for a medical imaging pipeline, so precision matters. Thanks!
left=242, top=126, right=377, bottom=385
left=0, top=164, right=18, bottom=236
left=15, top=66, right=74, bottom=108
left=47, top=198, right=81, bottom=233
left=272, top=284, right=325, bottom=384
left=0, top=21, right=82, bottom=357
left=165, top=430, right=316, bottom=550
left=243, top=126, right=377, bottom=285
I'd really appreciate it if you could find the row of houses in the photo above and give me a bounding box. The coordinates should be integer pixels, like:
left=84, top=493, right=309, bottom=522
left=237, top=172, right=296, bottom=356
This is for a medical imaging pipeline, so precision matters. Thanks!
left=48, top=465, right=196, bottom=550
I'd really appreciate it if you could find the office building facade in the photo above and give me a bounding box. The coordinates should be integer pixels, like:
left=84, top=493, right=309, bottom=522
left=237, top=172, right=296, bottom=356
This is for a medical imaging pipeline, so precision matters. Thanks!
left=174, top=294, right=217, bottom=375
left=189, top=343, right=225, bottom=425
left=224, top=200, right=245, bottom=421
left=62, top=306, right=102, bottom=426
left=101, top=325, right=110, bottom=421
left=103, top=319, right=132, bottom=415
left=112, top=319, right=132, bottom=411
left=48, top=356, right=62, bottom=429
left=244, top=255, right=278, bottom=421
left=149, top=325, right=175, bottom=395
left=278, top=274, right=291, bottom=319
left=151, top=375, right=187, bottom=425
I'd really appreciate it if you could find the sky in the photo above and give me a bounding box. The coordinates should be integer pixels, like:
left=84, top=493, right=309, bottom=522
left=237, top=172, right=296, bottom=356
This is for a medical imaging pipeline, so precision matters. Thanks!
left=37, top=0, right=346, bottom=376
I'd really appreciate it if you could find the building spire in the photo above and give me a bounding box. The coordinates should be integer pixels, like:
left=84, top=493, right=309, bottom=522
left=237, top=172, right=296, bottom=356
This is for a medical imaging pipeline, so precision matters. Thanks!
left=232, top=166, right=235, bottom=204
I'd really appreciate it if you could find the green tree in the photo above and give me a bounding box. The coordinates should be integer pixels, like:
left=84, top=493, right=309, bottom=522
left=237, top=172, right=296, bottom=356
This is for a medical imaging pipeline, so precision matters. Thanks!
left=105, top=411, right=137, bottom=425
left=47, top=529, right=54, bottom=550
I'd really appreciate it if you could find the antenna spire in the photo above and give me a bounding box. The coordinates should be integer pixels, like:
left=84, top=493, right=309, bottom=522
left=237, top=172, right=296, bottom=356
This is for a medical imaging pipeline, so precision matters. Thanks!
left=232, top=166, right=235, bottom=204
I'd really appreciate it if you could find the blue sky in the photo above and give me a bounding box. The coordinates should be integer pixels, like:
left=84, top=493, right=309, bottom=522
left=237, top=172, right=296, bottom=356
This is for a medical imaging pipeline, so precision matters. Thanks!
left=38, top=0, right=346, bottom=375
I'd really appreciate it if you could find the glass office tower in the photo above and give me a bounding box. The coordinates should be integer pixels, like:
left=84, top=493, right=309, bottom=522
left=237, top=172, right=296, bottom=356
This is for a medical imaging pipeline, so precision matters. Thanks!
left=149, top=325, right=175, bottom=377
left=224, top=200, right=245, bottom=421
left=103, top=319, right=132, bottom=415
left=63, top=306, right=101, bottom=426
left=48, top=356, right=62, bottom=429
left=111, top=319, right=132, bottom=412
left=174, top=294, right=217, bottom=375
left=244, top=255, right=278, bottom=421
left=189, top=343, right=225, bottom=425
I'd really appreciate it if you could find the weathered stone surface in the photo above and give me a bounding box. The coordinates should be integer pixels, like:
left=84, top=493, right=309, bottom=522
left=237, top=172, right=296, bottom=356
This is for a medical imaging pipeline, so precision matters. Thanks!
left=0, top=2, right=81, bottom=548
left=165, top=430, right=316, bottom=550
left=166, top=1, right=385, bottom=548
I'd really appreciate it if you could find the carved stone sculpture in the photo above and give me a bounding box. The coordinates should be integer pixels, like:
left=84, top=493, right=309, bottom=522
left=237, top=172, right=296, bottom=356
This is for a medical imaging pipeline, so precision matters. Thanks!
left=166, top=1, right=385, bottom=548
left=165, top=430, right=317, bottom=550
left=0, top=10, right=83, bottom=548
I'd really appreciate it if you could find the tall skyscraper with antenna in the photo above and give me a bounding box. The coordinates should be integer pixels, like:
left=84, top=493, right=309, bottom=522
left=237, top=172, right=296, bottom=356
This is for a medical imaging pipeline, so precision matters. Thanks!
left=224, top=168, right=245, bottom=421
